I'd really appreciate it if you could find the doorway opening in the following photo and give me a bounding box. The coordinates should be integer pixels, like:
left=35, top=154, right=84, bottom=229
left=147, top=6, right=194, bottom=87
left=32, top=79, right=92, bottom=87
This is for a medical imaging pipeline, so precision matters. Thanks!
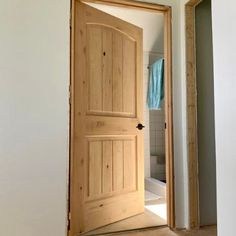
left=186, top=0, right=217, bottom=230
left=69, top=1, right=174, bottom=236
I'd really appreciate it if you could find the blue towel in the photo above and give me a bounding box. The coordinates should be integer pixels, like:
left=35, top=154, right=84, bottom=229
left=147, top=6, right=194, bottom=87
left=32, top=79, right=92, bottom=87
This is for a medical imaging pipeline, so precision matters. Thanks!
left=147, top=58, right=164, bottom=110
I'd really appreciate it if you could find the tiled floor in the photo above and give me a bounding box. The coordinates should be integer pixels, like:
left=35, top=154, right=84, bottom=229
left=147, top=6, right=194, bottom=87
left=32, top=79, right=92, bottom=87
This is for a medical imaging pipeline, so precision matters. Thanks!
left=145, top=190, right=161, bottom=201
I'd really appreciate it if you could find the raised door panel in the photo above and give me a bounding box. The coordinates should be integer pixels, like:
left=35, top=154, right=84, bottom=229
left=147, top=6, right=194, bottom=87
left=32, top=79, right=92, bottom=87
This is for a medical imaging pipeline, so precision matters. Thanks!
left=123, top=38, right=136, bottom=115
left=87, top=25, right=103, bottom=111
left=113, top=140, right=124, bottom=192
left=87, top=24, right=137, bottom=117
left=102, top=30, right=113, bottom=112
left=102, top=141, right=113, bottom=194
left=85, top=136, right=137, bottom=202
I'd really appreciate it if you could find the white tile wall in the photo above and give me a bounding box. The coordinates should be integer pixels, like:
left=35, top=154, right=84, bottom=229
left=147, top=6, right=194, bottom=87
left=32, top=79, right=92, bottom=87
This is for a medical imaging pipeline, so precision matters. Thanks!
left=143, top=51, right=165, bottom=178
left=150, top=109, right=165, bottom=155
left=150, top=155, right=166, bottom=180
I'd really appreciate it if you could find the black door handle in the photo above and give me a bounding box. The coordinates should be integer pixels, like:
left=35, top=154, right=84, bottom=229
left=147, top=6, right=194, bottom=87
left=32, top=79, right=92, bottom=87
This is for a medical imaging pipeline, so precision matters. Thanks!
left=136, top=123, right=145, bottom=130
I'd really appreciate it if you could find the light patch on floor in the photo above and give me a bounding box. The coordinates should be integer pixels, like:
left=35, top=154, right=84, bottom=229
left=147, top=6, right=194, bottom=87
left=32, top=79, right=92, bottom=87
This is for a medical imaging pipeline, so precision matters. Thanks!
left=145, top=190, right=167, bottom=220
left=145, top=202, right=167, bottom=220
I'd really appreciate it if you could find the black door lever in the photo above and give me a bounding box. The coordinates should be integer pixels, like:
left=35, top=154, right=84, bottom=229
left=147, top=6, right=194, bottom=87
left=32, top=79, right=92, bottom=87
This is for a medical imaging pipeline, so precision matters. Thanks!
left=136, top=123, right=145, bottom=130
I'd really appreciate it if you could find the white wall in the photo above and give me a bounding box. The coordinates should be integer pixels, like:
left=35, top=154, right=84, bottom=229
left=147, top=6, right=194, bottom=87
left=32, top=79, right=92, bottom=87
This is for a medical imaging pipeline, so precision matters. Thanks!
left=0, top=0, right=190, bottom=235
left=212, top=0, right=236, bottom=235
left=0, top=1, right=70, bottom=236
left=149, top=110, right=165, bottom=156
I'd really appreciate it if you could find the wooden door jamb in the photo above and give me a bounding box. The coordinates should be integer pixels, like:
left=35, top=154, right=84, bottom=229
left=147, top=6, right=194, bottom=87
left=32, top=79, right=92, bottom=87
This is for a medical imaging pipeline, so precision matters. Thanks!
left=185, top=0, right=203, bottom=229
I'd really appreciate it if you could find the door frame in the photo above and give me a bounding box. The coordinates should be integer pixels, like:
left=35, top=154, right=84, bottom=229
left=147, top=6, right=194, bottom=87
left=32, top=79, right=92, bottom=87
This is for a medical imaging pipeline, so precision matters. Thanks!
left=69, top=0, right=174, bottom=235
left=185, top=0, right=203, bottom=230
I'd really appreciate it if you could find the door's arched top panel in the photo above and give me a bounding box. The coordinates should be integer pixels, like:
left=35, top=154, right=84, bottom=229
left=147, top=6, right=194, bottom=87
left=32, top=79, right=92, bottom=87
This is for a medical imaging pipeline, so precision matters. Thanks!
left=86, top=24, right=137, bottom=117
left=87, top=23, right=136, bottom=42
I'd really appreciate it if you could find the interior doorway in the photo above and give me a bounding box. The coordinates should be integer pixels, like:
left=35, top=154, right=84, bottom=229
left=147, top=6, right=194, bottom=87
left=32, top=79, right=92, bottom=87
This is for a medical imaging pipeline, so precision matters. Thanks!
left=69, top=1, right=174, bottom=236
left=186, top=0, right=217, bottom=229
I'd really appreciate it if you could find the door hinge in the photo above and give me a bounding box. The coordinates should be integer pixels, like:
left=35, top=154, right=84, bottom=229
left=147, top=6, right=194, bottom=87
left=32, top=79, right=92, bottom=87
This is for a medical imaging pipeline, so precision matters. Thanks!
left=69, top=7, right=72, bottom=29
left=67, top=212, right=71, bottom=231
left=69, top=85, right=72, bottom=105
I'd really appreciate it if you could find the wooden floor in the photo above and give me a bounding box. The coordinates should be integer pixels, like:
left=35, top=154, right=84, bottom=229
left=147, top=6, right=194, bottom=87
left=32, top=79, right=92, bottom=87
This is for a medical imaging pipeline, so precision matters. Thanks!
left=83, top=210, right=166, bottom=236
left=104, top=226, right=217, bottom=236
left=80, top=192, right=216, bottom=236
left=83, top=197, right=167, bottom=236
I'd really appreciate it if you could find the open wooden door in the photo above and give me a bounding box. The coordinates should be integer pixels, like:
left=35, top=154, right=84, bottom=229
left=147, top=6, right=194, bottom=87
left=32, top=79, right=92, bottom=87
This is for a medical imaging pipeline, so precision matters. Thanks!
left=70, top=1, right=144, bottom=235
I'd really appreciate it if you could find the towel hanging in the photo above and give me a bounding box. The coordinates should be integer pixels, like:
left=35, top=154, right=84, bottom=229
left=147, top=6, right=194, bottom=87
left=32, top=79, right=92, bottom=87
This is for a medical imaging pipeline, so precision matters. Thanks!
left=147, top=58, right=164, bottom=110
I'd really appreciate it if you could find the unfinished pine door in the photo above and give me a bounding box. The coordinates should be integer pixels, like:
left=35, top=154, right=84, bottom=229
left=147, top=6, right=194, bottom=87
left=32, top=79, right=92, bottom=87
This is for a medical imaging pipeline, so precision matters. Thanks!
left=70, top=1, right=144, bottom=235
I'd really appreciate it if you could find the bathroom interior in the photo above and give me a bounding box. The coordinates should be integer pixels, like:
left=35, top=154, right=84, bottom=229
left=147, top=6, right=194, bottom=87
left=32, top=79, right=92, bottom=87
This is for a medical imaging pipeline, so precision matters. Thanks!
left=143, top=27, right=167, bottom=222
left=82, top=3, right=167, bottom=235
